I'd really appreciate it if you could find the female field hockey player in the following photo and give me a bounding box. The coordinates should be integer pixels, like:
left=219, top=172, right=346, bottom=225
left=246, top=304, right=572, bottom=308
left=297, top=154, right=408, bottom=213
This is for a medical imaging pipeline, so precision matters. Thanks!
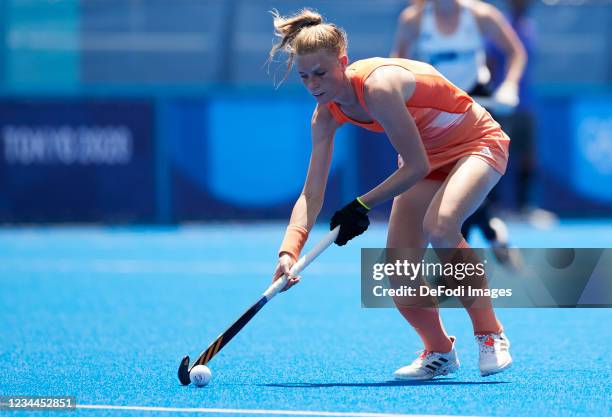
left=270, top=9, right=512, bottom=380
left=391, top=0, right=527, bottom=266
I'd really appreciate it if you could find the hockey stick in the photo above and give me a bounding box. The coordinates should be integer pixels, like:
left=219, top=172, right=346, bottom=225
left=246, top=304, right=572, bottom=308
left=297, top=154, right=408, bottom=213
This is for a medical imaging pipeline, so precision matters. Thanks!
left=177, top=226, right=340, bottom=385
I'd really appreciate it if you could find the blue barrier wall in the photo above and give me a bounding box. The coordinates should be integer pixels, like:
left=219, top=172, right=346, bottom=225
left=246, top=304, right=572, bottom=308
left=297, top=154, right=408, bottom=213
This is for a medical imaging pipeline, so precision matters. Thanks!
left=0, top=100, right=155, bottom=222
left=158, top=94, right=354, bottom=221
left=0, top=93, right=611, bottom=223
left=537, top=95, right=612, bottom=215
left=0, top=1, right=610, bottom=222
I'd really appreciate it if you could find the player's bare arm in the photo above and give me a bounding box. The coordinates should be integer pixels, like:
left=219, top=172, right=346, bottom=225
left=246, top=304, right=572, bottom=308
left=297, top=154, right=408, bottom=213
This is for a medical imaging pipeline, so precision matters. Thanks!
left=359, top=66, right=430, bottom=209
left=472, top=2, right=526, bottom=87
left=390, top=5, right=423, bottom=58
left=273, top=104, right=339, bottom=289
left=289, top=104, right=339, bottom=231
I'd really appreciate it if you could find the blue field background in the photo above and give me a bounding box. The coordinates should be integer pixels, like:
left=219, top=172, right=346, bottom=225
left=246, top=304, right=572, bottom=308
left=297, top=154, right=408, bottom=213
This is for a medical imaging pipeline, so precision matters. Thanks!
left=1, top=222, right=611, bottom=417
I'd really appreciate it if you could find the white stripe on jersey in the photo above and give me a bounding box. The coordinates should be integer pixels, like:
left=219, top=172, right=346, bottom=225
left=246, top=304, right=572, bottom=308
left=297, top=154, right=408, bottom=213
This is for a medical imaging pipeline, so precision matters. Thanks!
left=429, top=110, right=467, bottom=129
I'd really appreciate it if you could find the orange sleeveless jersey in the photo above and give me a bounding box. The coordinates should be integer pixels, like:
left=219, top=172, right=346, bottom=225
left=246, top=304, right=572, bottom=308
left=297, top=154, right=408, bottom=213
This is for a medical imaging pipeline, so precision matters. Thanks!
left=325, top=58, right=510, bottom=178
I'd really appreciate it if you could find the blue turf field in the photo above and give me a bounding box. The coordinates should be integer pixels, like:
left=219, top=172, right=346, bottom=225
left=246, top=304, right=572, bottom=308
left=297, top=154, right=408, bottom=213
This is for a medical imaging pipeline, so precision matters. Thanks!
left=1, top=221, right=611, bottom=417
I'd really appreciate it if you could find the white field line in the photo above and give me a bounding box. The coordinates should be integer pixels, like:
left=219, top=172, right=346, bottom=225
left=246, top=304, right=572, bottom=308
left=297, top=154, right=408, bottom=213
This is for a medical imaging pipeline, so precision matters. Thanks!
left=0, top=258, right=358, bottom=276
left=77, top=404, right=479, bottom=417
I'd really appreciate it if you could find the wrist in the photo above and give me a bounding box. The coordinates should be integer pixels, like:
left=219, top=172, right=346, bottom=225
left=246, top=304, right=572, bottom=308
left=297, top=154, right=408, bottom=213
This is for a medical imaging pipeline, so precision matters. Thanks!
left=355, top=196, right=371, bottom=211
left=494, top=82, right=519, bottom=107
left=279, top=251, right=296, bottom=261
left=500, top=79, right=518, bottom=88
left=278, top=225, right=309, bottom=261
left=496, top=81, right=518, bottom=95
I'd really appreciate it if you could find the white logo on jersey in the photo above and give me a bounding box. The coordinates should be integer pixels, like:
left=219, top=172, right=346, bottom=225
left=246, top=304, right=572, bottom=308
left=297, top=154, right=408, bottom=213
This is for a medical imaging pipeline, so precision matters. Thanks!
left=480, top=147, right=493, bottom=157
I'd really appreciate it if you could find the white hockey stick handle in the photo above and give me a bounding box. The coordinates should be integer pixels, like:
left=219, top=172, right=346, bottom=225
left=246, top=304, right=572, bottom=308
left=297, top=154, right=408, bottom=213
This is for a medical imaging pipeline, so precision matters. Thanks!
left=263, top=226, right=340, bottom=300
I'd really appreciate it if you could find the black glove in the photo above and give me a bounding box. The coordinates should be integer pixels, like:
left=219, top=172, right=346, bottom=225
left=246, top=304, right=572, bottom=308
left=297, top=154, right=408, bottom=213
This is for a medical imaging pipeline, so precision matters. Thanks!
left=330, top=198, right=370, bottom=246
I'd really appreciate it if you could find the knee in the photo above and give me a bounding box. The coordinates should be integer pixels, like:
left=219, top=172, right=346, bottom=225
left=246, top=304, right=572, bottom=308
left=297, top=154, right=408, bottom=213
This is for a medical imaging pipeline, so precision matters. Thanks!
left=423, top=214, right=461, bottom=248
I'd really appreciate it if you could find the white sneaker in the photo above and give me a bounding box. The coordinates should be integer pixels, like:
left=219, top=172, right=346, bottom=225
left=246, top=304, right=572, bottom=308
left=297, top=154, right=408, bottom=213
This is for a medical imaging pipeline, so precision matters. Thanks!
left=476, top=332, right=512, bottom=376
left=394, top=337, right=460, bottom=381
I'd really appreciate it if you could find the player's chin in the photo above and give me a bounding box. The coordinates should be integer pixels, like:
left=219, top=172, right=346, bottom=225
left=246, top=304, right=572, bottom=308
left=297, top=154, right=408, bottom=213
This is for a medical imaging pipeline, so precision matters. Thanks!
left=312, top=92, right=330, bottom=103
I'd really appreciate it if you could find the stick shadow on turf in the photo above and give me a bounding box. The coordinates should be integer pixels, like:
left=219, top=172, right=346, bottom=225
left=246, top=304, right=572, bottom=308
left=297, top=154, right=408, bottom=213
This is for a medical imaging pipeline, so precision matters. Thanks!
left=262, top=380, right=510, bottom=388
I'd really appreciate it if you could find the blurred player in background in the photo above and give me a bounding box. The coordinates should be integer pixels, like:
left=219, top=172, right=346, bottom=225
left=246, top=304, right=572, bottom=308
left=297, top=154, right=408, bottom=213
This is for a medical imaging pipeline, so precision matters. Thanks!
left=486, top=0, right=557, bottom=227
left=391, top=0, right=526, bottom=265
left=269, top=8, right=512, bottom=381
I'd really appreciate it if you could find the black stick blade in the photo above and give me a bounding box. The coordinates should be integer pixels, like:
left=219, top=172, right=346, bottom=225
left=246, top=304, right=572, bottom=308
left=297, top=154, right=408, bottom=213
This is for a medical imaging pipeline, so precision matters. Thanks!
left=178, top=355, right=191, bottom=385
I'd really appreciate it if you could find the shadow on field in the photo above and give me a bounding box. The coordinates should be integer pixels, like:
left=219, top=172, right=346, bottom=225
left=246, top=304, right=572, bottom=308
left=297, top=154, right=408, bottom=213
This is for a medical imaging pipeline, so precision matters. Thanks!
left=262, top=379, right=510, bottom=388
